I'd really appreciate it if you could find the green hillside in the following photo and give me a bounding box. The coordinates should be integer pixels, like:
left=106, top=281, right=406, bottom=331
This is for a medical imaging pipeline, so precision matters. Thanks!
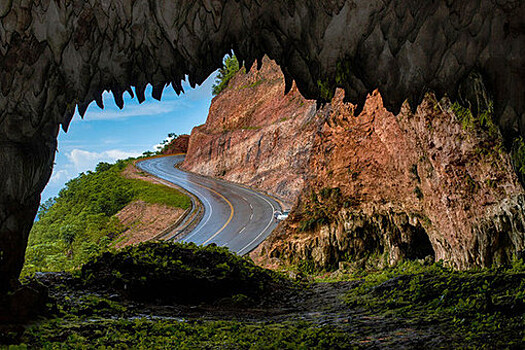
left=22, top=158, right=191, bottom=277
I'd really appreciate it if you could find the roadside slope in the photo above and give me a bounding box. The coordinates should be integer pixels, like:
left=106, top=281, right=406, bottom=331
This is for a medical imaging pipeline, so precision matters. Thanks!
left=22, top=159, right=191, bottom=276
left=137, top=155, right=281, bottom=255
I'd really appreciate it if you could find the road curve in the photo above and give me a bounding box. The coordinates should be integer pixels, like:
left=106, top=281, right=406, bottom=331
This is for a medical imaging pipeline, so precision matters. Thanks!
left=137, top=155, right=281, bottom=255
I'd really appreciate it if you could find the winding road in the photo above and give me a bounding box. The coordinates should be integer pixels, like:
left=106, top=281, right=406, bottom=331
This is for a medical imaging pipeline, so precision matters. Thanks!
left=137, top=155, right=281, bottom=255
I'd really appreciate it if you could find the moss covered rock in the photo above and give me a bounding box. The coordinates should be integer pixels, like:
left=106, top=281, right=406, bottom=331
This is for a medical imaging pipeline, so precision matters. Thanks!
left=81, top=242, right=286, bottom=304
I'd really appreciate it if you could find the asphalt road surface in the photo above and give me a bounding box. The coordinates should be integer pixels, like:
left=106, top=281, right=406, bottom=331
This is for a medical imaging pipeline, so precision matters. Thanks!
left=137, top=155, right=281, bottom=255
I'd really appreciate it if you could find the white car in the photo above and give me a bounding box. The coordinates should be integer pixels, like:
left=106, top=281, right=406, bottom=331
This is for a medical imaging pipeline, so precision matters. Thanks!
left=274, top=210, right=290, bottom=221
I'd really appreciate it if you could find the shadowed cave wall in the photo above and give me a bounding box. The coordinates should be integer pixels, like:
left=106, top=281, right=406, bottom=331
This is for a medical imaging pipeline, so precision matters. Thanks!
left=0, top=0, right=524, bottom=291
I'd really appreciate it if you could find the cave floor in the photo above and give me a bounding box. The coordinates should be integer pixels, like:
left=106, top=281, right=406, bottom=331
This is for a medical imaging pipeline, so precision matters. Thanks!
left=2, top=267, right=523, bottom=349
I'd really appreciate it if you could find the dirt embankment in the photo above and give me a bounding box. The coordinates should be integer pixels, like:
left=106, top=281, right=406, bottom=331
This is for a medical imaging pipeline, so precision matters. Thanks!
left=113, top=164, right=187, bottom=248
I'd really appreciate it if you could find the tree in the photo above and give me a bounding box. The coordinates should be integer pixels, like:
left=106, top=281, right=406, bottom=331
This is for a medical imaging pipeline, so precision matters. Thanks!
left=212, top=55, right=240, bottom=95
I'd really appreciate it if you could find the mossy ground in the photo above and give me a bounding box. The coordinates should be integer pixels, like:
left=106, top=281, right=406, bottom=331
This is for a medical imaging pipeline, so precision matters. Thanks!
left=3, top=244, right=524, bottom=349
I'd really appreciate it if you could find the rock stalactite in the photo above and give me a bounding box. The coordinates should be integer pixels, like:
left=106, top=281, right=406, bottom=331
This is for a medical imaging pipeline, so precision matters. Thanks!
left=0, top=0, right=524, bottom=289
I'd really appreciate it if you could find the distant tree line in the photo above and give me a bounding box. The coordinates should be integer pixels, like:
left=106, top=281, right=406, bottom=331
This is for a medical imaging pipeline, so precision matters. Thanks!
left=22, top=158, right=190, bottom=277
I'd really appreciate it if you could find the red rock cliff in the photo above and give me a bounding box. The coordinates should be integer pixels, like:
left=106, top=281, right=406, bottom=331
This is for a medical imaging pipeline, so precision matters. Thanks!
left=162, top=134, right=190, bottom=155
left=183, top=58, right=320, bottom=205
left=184, top=59, right=525, bottom=269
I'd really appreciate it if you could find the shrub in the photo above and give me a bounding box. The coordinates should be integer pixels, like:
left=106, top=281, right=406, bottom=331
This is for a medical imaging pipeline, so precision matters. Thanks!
left=81, top=241, right=287, bottom=304
left=212, top=55, right=241, bottom=95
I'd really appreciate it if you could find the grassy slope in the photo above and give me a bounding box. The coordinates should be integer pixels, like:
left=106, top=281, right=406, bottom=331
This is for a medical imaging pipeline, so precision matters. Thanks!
left=22, top=158, right=191, bottom=277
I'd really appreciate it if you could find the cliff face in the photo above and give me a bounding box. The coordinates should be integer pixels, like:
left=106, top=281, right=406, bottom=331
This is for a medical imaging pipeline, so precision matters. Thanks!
left=183, top=58, right=320, bottom=204
left=162, top=135, right=190, bottom=155
left=2, top=0, right=524, bottom=293
left=255, top=91, right=525, bottom=270
left=185, top=59, right=525, bottom=270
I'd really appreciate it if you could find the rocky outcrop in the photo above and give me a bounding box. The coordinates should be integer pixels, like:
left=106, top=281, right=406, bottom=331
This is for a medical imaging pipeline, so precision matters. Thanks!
left=183, top=58, right=319, bottom=204
left=1, top=0, right=524, bottom=291
left=254, top=91, right=525, bottom=270
left=182, top=59, right=525, bottom=269
left=162, top=135, right=190, bottom=155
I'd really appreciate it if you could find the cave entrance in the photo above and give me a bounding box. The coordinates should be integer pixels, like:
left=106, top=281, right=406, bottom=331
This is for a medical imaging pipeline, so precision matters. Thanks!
left=406, top=226, right=435, bottom=260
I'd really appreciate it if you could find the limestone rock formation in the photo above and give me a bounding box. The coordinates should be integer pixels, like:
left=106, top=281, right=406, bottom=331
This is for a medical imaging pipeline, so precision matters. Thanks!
left=0, top=0, right=524, bottom=291
left=255, top=91, right=525, bottom=270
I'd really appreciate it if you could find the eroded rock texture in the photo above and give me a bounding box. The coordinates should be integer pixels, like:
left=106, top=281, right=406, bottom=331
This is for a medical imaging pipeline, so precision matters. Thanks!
left=0, top=0, right=524, bottom=289
left=254, top=91, right=525, bottom=270
left=182, top=58, right=320, bottom=204
left=182, top=59, right=525, bottom=270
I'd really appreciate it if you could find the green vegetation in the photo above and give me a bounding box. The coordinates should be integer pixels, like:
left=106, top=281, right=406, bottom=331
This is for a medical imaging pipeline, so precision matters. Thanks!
left=451, top=101, right=496, bottom=135
left=342, top=259, right=525, bottom=348
left=22, top=160, right=190, bottom=277
left=316, top=79, right=334, bottom=101
left=451, top=101, right=505, bottom=160
left=15, top=319, right=352, bottom=349
left=239, top=78, right=265, bottom=90
left=298, top=188, right=339, bottom=232
left=80, top=241, right=286, bottom=304
left=241, top=125, right=262, bottom=130
left=298, top=187, right=359, bottom=232
left=156, top=132, right=178, bottom=154
left=212, top=55, right=241, bottom=95
left=512, top=136, right=525, bottom=184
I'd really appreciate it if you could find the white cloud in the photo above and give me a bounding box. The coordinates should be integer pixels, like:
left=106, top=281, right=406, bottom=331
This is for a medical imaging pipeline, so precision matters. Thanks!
left=49, top=169, right=70, bottom=184
left=82, top=100, right=187, bottom=121
left=67, top=149, right=142, bottom=174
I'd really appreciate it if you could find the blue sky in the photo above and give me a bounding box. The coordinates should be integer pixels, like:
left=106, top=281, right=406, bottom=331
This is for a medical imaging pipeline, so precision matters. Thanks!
left=42, top=72, right=218, bottom=202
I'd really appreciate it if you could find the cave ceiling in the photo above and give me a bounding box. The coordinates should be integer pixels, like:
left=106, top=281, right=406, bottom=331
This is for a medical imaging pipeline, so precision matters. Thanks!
left=0, top=0, right=523, bottom=141
left=0, top=0, right=524, bottom=290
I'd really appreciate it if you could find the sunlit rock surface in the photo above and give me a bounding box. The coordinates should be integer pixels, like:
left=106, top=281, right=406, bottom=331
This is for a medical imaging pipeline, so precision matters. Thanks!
left=183, top=58, right=319, bottom=204
left=255, top=91, right=525, bottom=270
left=183, top=59, right=525, bottom=269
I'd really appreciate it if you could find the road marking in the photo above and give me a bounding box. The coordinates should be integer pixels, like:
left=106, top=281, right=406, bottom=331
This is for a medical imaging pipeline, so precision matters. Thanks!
left=139, top=156, right=277, bottom=254
left=138, top=159, right=224, bottom=242
left=145, top=157, right=235, bottom=245
left=201, top=187, right=235, bottom=244
left=237, top=188, right=279, bottom=255
left=239, top=226, right=246, bottom=234
left=250, top=213, right=253, bottom=220
left=141, top=161, right=215, bottom=241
